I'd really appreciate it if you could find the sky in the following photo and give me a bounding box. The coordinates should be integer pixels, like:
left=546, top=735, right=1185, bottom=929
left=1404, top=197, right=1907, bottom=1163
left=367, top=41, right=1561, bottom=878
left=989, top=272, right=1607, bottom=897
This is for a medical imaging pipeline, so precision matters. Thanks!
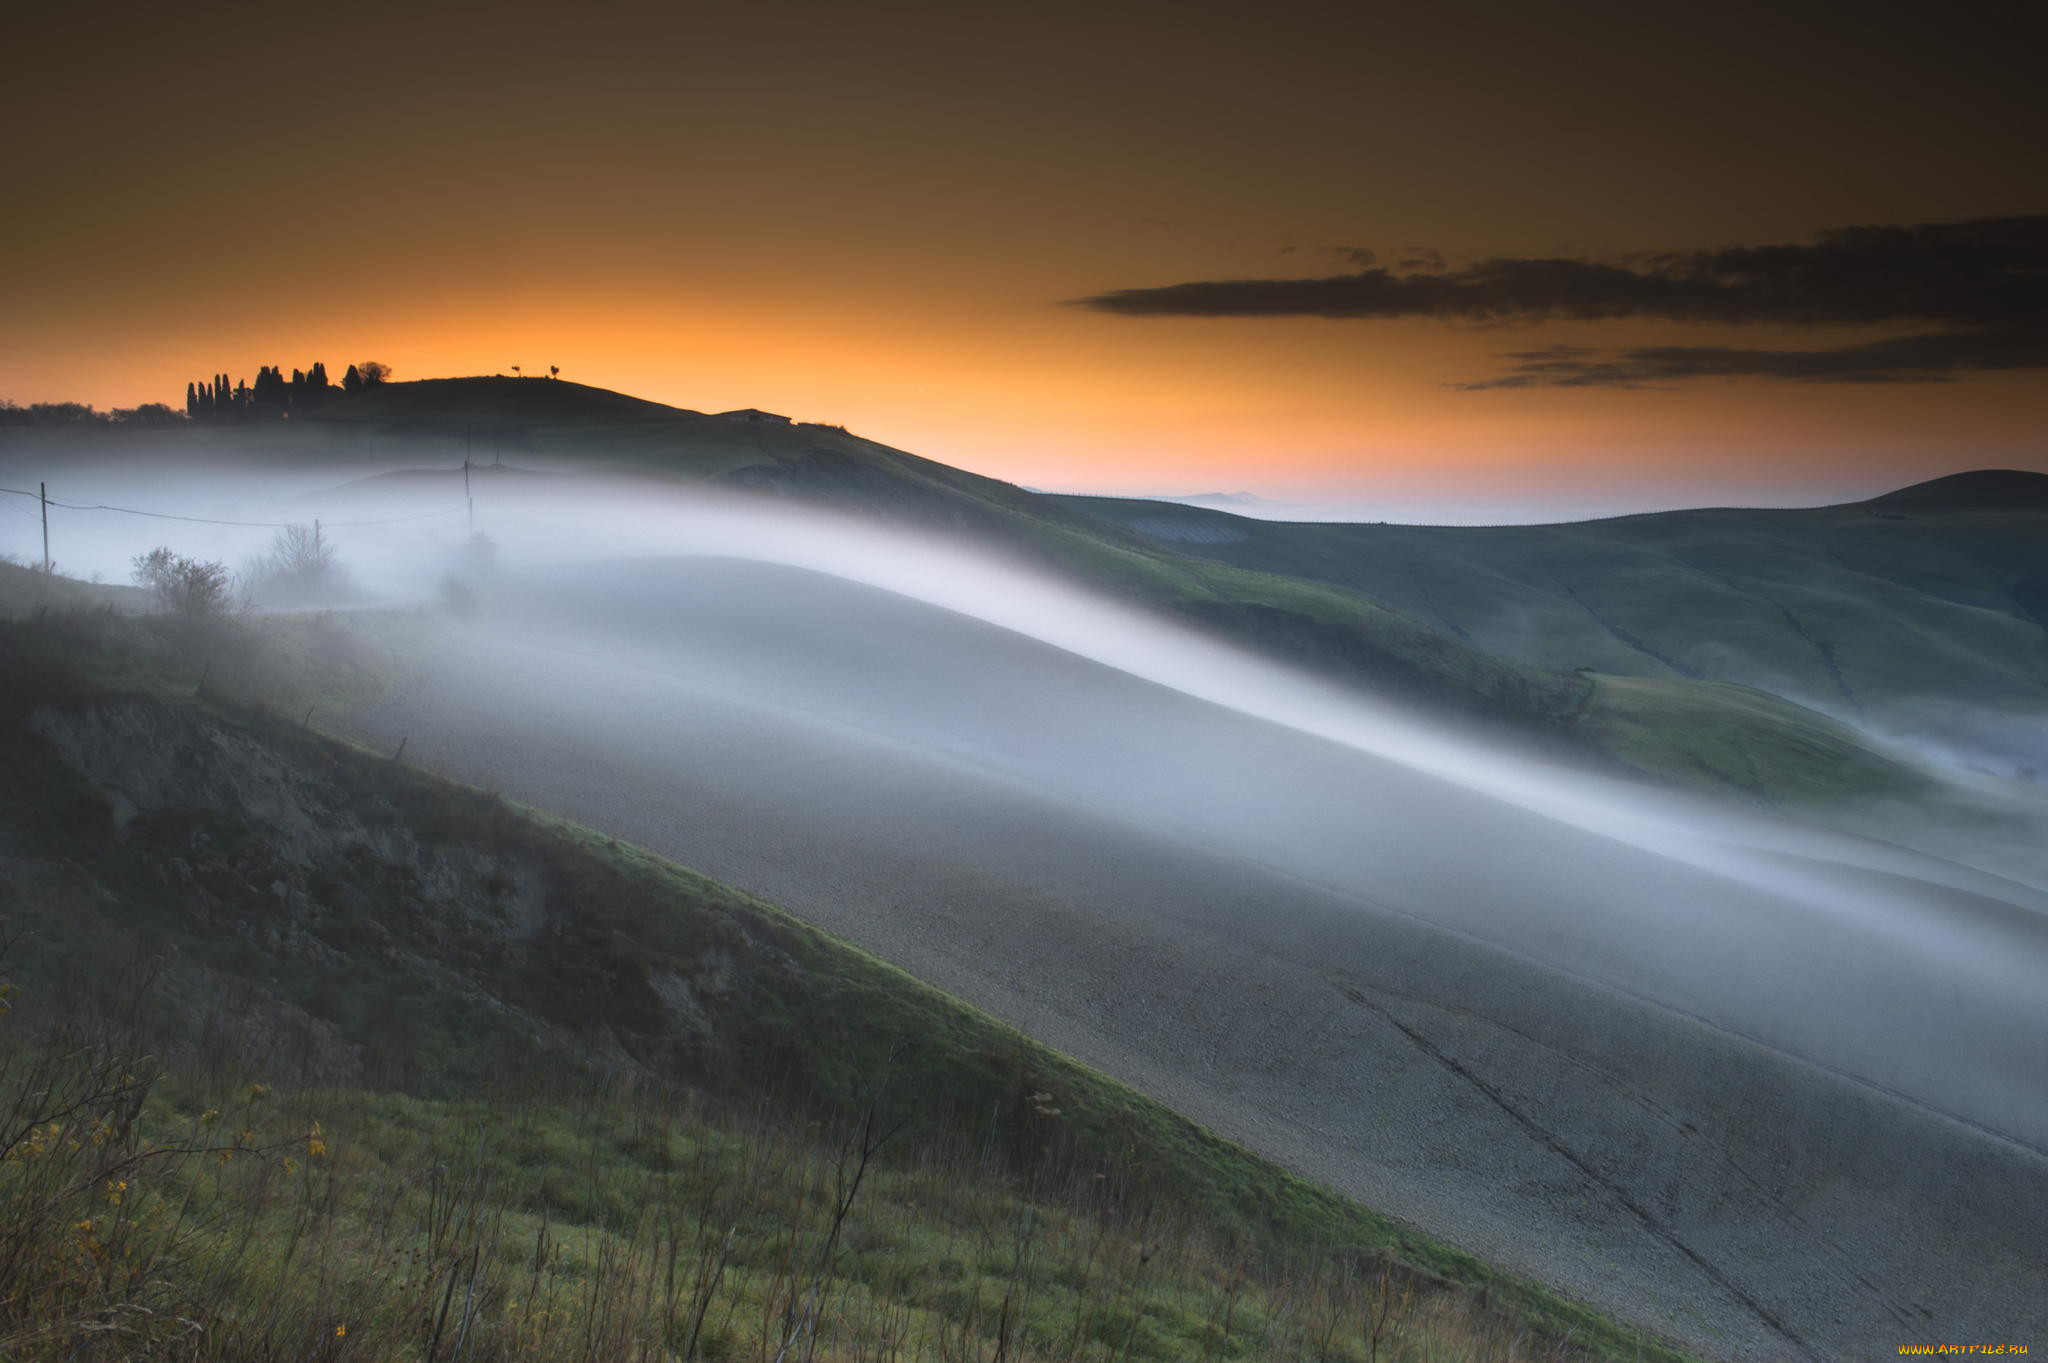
left=4, top=0, right=2043, bottom=516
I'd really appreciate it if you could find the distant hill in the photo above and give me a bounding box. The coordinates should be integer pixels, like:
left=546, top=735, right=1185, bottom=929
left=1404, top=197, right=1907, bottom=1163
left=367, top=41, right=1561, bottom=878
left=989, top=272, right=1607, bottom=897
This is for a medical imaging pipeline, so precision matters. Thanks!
left=1142, top=490, right=1290, bottom=511
left=1050, top=476, right=2048, bottom=776
left=301, top=375, right=696, bottom=427
left=1867, top=467, right=2048, bottom=509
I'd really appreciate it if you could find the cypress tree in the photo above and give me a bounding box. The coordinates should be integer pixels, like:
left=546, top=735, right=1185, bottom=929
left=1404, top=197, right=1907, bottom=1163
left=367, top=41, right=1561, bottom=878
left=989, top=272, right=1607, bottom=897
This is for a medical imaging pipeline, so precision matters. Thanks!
left=185, top=382, right=200, bottom=419
left=252, top=365, right=287, bottom=418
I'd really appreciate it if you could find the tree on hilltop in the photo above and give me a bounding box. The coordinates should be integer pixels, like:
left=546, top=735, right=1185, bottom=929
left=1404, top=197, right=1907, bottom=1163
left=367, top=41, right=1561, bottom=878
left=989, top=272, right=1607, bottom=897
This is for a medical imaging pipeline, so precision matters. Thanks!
left=179, top=358, right=362, bottom=418
left=251, top=365, right=288, bottom=419
left=0, top=402, right=108, bottom=426
left=286, top=362, right=334, bottom=413
left=111, top=403, right=182, bottom=425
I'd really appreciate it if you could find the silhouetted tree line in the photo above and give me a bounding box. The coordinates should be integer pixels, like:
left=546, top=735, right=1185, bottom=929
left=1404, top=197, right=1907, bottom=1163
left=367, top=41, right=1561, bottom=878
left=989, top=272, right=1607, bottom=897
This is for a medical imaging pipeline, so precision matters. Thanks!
left=183, top=359, right=390, bottom=422
left=0, top=400, right=183, bottom=427
left=2, top=359, right=393, bottom=427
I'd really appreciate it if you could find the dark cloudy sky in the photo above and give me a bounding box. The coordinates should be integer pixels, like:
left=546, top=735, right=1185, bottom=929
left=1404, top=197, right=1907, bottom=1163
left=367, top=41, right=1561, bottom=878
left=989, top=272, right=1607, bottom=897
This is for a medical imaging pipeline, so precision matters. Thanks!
left=5, top=0, right=2042, bottom=512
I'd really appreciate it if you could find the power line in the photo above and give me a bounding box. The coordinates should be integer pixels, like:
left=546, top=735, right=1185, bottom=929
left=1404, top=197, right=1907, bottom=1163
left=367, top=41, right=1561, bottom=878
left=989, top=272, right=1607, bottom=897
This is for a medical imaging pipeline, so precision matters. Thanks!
left=2, top=484, right=291, bottom=527
left=42, top=500, right=294, bottom=527
left=0, top=486, right=468, bottom=529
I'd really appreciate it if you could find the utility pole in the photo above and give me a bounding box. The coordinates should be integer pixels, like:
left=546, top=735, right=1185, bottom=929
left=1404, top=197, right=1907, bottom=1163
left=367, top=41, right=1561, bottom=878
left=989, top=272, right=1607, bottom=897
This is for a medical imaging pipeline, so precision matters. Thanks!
left=39, top=481, right=49, bottom=574
left=313, top=518, right=322, bottom=564
left=463, top=457, right=473, bottom=537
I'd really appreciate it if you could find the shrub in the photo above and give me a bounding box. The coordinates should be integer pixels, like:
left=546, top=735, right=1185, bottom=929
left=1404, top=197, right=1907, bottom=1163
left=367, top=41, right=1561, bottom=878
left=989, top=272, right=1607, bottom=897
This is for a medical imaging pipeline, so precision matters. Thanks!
left=130, top=546, right=234, bottom=618
left=244, top=524, right=349, bottom=606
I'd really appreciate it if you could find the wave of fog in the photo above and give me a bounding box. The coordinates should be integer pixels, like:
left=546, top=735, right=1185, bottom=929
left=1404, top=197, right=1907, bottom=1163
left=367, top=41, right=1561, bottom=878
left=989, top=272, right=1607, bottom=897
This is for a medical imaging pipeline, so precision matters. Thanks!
left=459, top=483, right=2019, bottom=880
left=17, top=457, right=2048, bottom=1146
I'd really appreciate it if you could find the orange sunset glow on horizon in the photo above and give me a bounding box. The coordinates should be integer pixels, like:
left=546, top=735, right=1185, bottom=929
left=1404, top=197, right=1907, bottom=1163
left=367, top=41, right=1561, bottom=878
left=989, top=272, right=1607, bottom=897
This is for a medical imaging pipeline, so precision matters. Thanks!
left=5, top=0, right=2042, bottom=517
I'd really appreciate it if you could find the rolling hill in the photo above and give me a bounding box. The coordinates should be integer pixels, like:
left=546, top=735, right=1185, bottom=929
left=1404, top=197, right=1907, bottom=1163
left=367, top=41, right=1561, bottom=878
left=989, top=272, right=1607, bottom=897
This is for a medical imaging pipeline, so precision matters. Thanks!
left=11, top=559, right=2048, bottom=1360
left=0, top=566, right=1692, bottom=1363
left=1047, top=473, right=2048, bottom=778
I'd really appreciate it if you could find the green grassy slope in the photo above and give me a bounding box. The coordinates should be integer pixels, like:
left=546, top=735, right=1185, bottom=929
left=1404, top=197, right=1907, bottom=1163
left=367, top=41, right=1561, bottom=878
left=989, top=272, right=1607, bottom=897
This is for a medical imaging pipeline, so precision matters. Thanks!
left=1047, top=476, right=2048, bottom=755
left=0, top=1056, right=1609, bottom=1363
left=0, top=587, right=1689, bottom=1362
left=0, top=562, right=149, bottom=615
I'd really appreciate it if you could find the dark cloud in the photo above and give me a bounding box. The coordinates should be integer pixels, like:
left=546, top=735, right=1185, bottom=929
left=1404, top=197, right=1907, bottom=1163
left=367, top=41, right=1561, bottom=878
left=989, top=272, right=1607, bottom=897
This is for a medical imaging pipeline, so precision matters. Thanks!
left=1454, top=326, right=2048, bottom=389
left=1074, top=217, right=2048, bottom=386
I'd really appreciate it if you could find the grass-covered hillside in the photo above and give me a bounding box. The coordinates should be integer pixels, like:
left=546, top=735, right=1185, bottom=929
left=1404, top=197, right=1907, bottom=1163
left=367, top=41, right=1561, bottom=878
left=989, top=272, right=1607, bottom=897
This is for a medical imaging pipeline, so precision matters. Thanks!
left=0, top=574, right=1690, bottom=1363
left=1049, top=472, right=2048, bottom=777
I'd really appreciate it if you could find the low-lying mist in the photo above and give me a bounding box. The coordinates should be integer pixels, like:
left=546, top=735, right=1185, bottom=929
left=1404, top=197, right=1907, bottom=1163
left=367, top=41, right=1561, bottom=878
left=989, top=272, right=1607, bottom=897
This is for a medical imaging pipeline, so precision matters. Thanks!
left=13, top=454, right=2048, bottom=1148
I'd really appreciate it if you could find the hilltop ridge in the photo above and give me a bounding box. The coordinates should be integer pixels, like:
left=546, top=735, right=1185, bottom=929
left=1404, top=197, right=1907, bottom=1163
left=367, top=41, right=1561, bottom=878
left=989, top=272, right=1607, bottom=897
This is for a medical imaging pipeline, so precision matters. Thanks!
left=300, top=374, right=702, bottom=427
left=1868, top=467, right=2048, bottom=508
left=297, top=376, right=2046, bottom=518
